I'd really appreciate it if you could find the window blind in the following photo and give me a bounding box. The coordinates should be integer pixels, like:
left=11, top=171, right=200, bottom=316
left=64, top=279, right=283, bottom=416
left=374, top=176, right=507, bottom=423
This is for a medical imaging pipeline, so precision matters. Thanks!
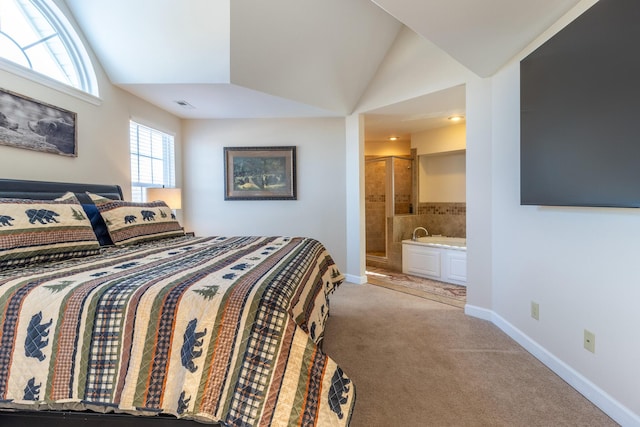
left=129, top=120, right=175, bottom=202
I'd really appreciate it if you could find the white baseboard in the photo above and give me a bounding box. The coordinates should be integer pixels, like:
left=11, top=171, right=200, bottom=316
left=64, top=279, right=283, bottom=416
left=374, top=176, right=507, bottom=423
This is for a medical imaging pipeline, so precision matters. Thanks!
left=464, top=304, right=493, bottom=320
left=465, top=304, right=640, bottom=427
left=344, top=273, right=367, bottom=284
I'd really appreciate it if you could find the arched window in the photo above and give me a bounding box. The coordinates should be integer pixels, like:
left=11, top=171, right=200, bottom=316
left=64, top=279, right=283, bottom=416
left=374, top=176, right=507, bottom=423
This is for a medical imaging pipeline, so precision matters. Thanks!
left=0, top=0, right=98, bottom=96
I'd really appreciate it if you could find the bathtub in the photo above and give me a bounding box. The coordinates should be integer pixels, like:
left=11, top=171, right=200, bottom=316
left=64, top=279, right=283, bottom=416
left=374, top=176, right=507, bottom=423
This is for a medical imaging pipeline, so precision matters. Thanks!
left=402, top=236, right=467, bottom=285
left=409, top=236, right=466, bottom=250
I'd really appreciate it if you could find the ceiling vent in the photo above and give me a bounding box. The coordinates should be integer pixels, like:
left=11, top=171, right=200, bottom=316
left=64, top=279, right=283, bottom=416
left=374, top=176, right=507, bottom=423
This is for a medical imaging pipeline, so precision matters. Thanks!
left=174, top=100, right=195, bottom=109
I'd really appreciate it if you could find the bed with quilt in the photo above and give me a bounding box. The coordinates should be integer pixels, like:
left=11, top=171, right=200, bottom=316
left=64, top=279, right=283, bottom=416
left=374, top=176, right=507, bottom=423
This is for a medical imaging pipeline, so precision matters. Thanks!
left=0, top=178, right=355, bottom=427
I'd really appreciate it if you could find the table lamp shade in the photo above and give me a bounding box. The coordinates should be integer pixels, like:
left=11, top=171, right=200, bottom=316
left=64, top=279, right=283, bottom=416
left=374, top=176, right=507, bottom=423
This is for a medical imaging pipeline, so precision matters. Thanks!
left=145, top=187, right=182, bottom=210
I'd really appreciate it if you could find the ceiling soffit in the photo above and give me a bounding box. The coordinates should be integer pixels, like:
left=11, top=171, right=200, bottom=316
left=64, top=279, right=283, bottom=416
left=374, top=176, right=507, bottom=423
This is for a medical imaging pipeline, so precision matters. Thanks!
left=229, top=0, right=402, bottom=114
left=63, top=0, right=586, bottom=121
left=364, top=84, right=466, bottom=141
left=371, top=0, right=581, bottom=77
left=64, top=0, right=402, bottom=117
left=65, top=0, right=231, bottom=84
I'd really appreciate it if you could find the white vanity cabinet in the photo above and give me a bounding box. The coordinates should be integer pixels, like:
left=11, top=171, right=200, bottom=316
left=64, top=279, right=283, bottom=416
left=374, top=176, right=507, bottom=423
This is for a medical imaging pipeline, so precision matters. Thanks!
left=402, top=240, right=467, bottom=286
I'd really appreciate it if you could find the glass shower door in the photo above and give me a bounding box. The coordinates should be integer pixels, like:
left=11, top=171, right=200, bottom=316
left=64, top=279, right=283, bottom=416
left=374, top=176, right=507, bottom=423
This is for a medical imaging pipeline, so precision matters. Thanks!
left=365, top=158, right=387, bottom=258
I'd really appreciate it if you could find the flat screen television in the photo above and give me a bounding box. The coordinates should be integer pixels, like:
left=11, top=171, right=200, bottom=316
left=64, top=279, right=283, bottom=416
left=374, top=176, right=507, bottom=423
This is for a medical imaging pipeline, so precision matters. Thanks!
left=520, top=0, right=640, bottom=208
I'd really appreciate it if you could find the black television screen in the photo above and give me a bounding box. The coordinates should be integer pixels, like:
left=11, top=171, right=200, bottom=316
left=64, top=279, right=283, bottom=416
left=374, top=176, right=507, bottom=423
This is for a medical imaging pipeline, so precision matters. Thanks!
left=520, top=0, right=640, bottom=208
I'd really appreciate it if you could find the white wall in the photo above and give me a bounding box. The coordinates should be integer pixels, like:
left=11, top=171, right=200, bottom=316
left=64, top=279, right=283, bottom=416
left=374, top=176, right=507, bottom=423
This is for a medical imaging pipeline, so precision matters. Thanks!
left=181, top=118, right=347, bottom=271
left=345, top=113, right=366, bottom=284
left=486, top=14, right=640, bottom=426
left=418, top=152, right=465, bottom=202
left=463, top=1, right=640, bottom=424
left=412, top=123, right=466, bottom=156
left=464, top=77, right=494, bottom=312
left=0, top=34, right=181, bottom=199
left=364, top=139, right=411, bottom=156
left=412, top=123, right=467, bottom=203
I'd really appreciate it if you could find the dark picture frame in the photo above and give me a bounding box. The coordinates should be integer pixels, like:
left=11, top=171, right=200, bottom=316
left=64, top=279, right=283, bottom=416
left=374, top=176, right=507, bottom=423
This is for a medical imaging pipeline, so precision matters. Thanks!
left=0, top=88, right=77, bottom=157
left=224, top=146, right=297, bottom=200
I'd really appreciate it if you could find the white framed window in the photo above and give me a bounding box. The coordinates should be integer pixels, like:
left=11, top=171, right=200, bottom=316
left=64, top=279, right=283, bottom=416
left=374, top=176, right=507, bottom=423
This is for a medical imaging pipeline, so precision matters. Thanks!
left=0, top=0, right=98, bottom=96
left=129, top=120, right=176, bottom=202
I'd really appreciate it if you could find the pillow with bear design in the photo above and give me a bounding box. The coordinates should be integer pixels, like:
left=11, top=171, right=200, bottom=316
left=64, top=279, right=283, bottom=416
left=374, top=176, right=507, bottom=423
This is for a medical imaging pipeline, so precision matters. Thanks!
left=0, top=192, right=100, bottom=268
left=87, top=192, right=184, bottom=246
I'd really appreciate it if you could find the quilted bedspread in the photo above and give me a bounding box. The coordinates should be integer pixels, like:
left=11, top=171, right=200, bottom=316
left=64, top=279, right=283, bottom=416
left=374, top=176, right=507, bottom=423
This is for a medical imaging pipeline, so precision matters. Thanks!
left=0, top=236, right=354, bottom=426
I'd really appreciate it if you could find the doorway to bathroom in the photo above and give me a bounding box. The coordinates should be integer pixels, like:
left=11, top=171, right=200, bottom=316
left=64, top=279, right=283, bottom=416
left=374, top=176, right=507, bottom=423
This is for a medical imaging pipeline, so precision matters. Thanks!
left=362, top=85, right=467, bottom=284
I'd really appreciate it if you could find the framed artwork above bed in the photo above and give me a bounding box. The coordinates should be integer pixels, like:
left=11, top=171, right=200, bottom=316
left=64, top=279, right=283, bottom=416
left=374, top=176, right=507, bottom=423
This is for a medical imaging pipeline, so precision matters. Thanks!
left=0, top=88, right=77, bottom=157
left=224, top=146, right=297, bottom=200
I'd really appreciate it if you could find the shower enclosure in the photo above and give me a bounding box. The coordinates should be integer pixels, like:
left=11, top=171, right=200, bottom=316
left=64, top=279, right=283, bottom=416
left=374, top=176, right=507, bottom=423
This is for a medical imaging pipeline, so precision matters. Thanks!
left=365, top=155, right=415, bottom=260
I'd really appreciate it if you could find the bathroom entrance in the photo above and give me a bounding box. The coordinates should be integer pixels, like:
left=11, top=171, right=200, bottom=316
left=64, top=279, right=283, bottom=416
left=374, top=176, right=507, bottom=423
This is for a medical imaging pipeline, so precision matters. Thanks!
left=365, top=155, right=415, bottom=261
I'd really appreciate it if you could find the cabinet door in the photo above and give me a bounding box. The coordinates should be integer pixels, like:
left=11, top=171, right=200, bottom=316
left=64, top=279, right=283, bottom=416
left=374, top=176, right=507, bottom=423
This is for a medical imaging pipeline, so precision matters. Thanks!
left=445, top=251, right=467, bottom=283
left=403, top=246, right=441, bottom=279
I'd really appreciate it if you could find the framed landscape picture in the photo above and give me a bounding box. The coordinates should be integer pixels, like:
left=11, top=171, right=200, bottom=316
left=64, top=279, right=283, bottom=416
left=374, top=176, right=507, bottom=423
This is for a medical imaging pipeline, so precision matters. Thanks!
left=224, top=146, right=297, bottom=200
left=0, top=88, right=77, bottom=157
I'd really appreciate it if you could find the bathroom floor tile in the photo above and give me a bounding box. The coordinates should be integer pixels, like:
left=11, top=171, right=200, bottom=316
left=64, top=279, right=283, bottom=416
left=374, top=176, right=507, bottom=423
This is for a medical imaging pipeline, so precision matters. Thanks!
left=365, top=266, right=467, bottom=308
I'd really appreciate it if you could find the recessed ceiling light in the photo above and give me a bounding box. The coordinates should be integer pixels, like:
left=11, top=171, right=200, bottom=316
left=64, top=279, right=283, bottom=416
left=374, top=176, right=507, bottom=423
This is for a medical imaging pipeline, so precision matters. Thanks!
left=388, top=136, right=399, bottom=141
left=448, top=115, right=464, bottom=122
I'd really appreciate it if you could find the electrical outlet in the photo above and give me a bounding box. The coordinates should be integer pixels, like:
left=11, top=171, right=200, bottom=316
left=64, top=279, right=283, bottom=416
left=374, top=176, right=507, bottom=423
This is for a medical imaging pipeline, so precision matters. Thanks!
left=531, top=301, right=540, bottom=320
left=584, top=330, right=595, bottom=353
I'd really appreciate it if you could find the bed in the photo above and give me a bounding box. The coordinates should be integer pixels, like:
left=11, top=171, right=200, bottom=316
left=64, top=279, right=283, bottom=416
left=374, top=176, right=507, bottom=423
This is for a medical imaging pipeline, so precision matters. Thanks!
left=0, top=178, right=354, bottom=426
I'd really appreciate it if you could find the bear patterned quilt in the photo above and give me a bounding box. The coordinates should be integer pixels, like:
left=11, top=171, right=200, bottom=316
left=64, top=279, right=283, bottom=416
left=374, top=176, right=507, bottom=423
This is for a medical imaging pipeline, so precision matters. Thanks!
left=0, top=235, right=355, bottom=426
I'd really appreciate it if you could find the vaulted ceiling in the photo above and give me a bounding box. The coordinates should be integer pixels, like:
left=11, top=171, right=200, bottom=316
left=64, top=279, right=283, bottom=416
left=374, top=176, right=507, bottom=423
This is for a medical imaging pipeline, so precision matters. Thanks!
left=63, top=0, right=581, bottom=137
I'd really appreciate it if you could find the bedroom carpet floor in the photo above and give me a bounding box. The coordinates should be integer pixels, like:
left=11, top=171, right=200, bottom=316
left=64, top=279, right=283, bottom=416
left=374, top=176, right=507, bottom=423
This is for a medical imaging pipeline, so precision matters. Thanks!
left=323, top=283, right=618, bottom=427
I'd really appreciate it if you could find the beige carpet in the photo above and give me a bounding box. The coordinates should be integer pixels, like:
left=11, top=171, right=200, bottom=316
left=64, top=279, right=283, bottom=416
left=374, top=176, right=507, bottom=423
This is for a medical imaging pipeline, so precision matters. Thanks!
left=323, top=283, right=618, bottom=427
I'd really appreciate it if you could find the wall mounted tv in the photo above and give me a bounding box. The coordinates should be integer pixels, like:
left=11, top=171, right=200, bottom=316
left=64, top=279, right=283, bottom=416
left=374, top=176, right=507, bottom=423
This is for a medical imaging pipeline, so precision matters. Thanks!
left=520, top=0, right=640, bottom=208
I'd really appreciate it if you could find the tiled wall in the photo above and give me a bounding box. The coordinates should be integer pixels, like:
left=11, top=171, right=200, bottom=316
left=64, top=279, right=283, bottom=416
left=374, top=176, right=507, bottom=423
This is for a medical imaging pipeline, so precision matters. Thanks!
left=393, top=157, right=413, bottom=215
left=365, top=159, right=387, bottom=255
left=367, top=203, right=467, bottom=272
left=365, top=156, right=414, bottom=257
left=415, top=202, right=466, bottom=238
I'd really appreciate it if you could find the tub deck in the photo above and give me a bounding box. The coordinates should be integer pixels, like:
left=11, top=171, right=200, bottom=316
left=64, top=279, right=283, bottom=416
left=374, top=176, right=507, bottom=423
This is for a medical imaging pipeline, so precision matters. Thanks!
left=403, top=236, right=466, bottom=250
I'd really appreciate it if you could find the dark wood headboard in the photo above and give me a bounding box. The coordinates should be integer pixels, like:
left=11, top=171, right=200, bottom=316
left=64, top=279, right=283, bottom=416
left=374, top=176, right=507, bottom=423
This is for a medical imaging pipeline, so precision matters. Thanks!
left=0, top=178, right=123, bottom=203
